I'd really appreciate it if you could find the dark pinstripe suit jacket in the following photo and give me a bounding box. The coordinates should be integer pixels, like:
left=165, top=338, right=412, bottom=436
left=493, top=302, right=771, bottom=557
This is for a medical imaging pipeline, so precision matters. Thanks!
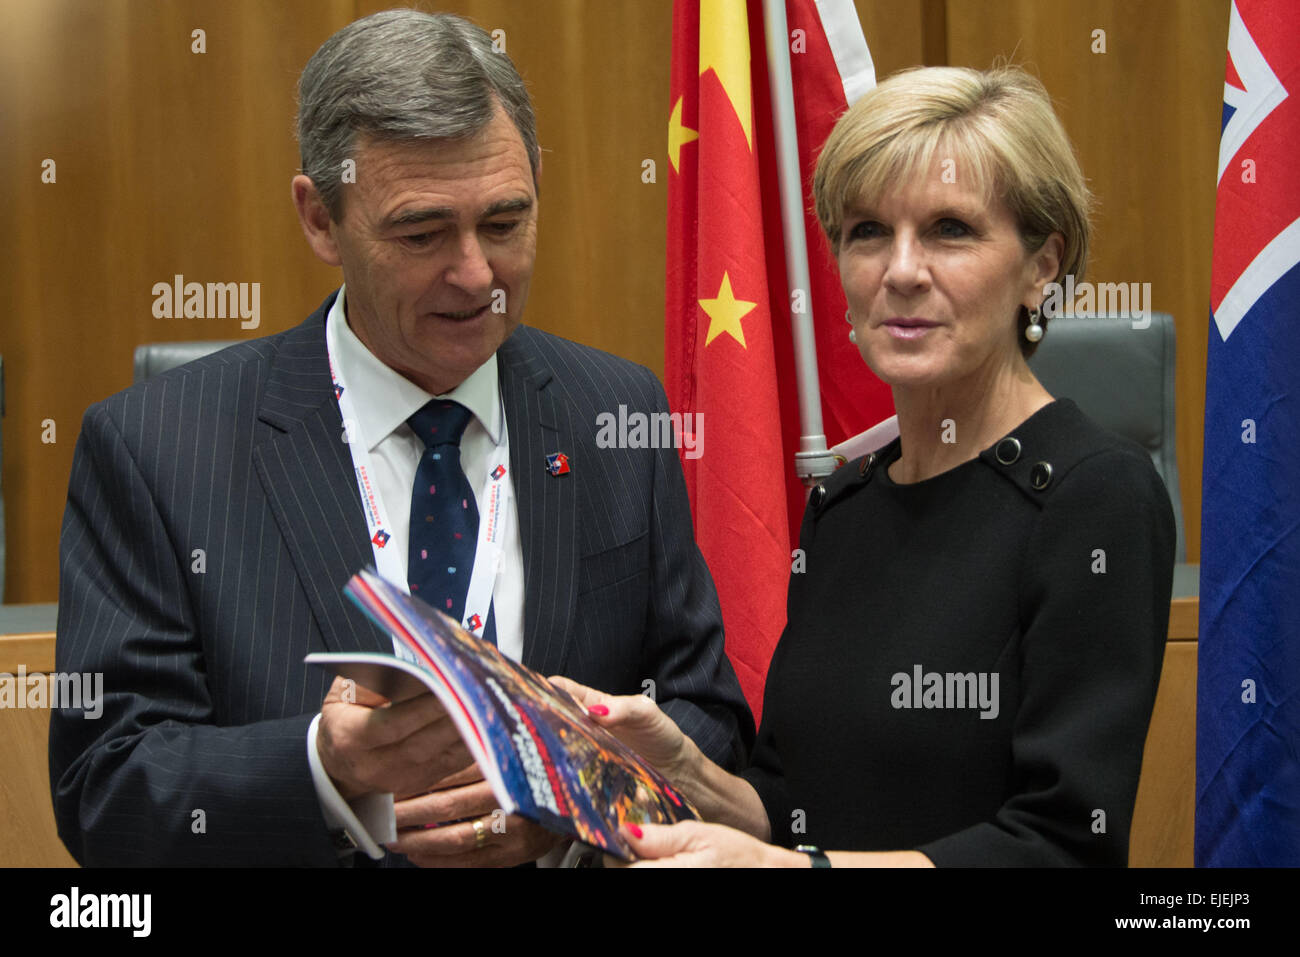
left=50, top=293, right=753, bottom=866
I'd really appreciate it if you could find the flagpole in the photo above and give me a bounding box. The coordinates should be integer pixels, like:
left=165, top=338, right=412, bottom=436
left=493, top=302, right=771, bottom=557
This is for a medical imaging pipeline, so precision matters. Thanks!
left=762, top=0, right=838, bottom=486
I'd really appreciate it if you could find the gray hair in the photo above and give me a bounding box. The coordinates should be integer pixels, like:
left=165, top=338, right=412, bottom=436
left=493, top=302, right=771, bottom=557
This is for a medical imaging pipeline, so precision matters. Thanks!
left=296, top=9, right=540, bottom=220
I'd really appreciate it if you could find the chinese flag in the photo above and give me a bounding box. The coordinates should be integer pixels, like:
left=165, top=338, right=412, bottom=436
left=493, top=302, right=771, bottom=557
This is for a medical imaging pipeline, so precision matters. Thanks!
left=665, top=0, right=888, bottom=720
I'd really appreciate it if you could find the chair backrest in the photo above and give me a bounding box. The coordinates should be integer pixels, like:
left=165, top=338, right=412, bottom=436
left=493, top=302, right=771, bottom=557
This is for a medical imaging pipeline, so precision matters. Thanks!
left=1029, top=313, right=1185, bottom=562
left=132, top=341, right=240, bottom=384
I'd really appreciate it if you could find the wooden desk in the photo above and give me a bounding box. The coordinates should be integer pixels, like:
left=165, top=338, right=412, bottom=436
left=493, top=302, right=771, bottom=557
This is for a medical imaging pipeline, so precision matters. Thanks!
left=0, top=625, right=77, bottom=866
left=1127, top=597, right=1199, bottom=867
left=2, top=600, right=1201, bottom=868
left=0, top=630, right=56, bottom=673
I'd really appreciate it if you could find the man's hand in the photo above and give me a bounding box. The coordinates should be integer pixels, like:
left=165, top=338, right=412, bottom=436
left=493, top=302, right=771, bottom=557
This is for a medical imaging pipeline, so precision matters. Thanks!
left=316, top=676, right=473, bottom=800
left=387, top=766, right=561, bottom=867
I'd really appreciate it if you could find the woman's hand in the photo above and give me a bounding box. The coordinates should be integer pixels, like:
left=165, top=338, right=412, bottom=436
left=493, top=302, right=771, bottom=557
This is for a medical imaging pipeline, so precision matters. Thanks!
left=619, top=822, right=936, bottom=868
left=548, top=675, right=694, bottom=782
left=619, top=821, right=805, bottom=868
left=548, top=676, right=772, bottom=840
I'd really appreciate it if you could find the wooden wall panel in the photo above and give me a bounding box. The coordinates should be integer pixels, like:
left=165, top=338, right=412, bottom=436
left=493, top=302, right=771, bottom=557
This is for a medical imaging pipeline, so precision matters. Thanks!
left=1, top=0, right=357, bottom=604
left=1, top=0, right=683, bottom=604
left=852, top=0, right=928, bottom=73
left=943, top=0, right=1230, bottom=563
left=0, top=0, right=1227, bottom=600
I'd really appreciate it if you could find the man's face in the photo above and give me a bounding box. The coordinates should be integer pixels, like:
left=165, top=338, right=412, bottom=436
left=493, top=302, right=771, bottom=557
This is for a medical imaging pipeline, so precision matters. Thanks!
left=326, top=108, right=537, bottom=394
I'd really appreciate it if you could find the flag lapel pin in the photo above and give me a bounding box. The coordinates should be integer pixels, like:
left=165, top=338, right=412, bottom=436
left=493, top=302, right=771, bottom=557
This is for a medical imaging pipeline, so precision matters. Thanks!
left=545, top=452, right=570, bottom=476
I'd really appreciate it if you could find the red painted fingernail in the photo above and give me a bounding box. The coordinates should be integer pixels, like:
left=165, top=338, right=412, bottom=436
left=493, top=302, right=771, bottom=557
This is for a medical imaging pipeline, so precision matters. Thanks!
left=588, top=704, right=609, bottom=716
left=625, top=823, right=643, bottom=839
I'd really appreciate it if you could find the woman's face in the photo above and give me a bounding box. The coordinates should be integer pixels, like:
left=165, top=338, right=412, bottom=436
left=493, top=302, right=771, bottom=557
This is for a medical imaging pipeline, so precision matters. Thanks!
left=837, top=164, right=1059, bottom=393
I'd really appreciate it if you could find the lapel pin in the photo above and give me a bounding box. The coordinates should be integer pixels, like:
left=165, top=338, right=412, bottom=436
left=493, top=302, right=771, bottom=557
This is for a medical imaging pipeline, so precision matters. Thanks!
left=546, top=452, right=571, bottom=476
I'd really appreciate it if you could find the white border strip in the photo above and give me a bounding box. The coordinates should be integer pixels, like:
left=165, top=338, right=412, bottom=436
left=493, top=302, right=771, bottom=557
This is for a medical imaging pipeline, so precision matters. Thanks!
left=1214, top=216, right=1300, bottom=342
left=815, top=0, right=877, bottom=104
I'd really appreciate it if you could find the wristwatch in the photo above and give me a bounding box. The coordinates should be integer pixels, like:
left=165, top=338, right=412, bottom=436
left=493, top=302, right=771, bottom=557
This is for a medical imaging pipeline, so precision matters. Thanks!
left=794, top=844, right=831, bottom=868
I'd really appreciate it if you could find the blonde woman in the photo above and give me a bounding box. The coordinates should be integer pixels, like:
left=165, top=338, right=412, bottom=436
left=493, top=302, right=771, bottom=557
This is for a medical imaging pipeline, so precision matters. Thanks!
left=558, top=65, right=1174, bottom=867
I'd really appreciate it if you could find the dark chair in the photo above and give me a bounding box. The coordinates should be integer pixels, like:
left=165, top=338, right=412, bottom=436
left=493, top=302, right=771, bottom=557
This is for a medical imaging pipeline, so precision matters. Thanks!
left=1029, top=313, right=1186, bottom=565
left=132, top=341, right=240, bottom=384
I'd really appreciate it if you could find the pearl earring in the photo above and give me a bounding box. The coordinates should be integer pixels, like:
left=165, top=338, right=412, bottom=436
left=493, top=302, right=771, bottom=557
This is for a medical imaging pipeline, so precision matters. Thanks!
left=845, top=309, right=857, bottom=344
left=1024, top=306, right=1043, bottom=343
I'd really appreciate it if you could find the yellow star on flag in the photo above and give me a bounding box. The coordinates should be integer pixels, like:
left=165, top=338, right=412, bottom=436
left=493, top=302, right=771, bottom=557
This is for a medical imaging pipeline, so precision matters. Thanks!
left=667, top=96, right=699, bottom=174
left=701, top=272, right=757, bottom=348
left=699, top=0, right=752, bottom=150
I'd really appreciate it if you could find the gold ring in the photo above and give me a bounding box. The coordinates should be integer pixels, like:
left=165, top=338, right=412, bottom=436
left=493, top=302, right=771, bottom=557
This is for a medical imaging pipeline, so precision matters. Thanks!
left=472, top=818, right=487, bottom=850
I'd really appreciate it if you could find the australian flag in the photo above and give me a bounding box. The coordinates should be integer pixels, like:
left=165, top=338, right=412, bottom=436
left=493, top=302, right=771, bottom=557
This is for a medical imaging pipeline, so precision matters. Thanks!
left=1197, top=0, right=1300, bottom=866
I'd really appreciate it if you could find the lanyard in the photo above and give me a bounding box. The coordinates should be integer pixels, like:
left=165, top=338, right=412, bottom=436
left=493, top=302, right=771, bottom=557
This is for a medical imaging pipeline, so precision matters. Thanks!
left=326, top=316, right=508, bottom=641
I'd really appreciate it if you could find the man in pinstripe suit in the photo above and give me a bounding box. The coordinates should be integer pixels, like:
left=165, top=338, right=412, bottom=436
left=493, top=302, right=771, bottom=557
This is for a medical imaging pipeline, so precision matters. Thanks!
left=50, top=10, right=752, bottom=866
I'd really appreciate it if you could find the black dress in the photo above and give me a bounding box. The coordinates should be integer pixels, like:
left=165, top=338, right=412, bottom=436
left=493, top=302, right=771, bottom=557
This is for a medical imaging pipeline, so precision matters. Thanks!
left=741, top=400, right=1176, bottom=866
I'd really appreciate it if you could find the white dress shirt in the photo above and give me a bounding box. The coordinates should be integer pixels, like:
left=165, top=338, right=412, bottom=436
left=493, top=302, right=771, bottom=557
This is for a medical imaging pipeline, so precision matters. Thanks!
left=307, top=285, right=526, bottom=858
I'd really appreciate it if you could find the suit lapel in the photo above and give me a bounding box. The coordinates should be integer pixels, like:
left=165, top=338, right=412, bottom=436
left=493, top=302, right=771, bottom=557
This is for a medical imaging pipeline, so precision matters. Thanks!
left=253, top=296, right=390, bottom=656
left=498, top=328, right=579, bottom=675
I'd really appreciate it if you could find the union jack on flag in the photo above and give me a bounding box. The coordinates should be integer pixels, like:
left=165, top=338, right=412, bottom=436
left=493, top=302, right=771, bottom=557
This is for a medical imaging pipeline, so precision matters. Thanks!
left=1197, top=0, right=1300, bottom=866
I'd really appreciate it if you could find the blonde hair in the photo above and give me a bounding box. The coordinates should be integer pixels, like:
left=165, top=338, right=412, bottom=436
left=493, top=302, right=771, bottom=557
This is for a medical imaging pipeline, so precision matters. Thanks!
left=812, top=66, right=1092, bottom=353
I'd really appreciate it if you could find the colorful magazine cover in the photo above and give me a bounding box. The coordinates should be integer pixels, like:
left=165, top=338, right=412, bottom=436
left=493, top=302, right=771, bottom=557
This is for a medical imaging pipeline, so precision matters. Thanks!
left=305, top=567, right=697, bottom=860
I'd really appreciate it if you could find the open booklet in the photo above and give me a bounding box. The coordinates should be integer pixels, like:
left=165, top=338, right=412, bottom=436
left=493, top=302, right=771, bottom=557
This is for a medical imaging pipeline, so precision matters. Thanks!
left=304, top=567, right=698, bottom=861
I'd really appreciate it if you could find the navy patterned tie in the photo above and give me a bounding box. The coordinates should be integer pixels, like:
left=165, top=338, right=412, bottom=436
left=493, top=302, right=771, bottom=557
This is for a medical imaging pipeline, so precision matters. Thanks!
left=406, top=400, right=495, bottom=642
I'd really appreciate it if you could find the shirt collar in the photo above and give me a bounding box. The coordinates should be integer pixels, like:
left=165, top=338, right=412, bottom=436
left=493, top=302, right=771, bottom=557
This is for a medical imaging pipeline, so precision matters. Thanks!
left=327, top=286, right=503, bottom=451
